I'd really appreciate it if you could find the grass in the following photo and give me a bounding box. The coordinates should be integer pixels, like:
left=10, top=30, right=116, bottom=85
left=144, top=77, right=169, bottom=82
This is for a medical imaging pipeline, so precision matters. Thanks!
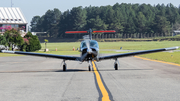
left=41, top=42, right=81, bottom=51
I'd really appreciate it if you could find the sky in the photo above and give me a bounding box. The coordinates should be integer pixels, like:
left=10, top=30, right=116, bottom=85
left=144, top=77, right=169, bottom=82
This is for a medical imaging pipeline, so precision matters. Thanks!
left=0, top=0, right=180, bottom=27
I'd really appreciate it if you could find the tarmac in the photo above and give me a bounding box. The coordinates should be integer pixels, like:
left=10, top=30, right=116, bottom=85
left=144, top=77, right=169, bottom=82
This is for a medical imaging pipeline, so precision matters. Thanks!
left=0, top=55, right=180, bottom=101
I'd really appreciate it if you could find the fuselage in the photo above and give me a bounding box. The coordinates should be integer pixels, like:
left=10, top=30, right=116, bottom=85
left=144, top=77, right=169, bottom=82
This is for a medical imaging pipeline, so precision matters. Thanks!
left=80, top=40, right=99, bottom=61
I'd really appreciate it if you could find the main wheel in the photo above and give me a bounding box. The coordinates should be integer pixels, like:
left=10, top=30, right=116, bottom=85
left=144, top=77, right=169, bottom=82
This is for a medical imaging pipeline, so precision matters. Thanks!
left=63, top=64, right=66, bottom=71
left=114, top=63, right=118, bottom=70
left=88, top=65, right=91, bottom=71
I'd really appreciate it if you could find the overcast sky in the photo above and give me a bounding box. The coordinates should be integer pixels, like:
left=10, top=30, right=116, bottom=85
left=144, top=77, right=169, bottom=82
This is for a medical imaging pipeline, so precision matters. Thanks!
left=1, top=0, right=180, bottom=26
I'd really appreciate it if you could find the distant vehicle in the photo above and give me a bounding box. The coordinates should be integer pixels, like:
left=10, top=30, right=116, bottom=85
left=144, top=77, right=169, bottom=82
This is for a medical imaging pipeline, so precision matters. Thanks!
left=173, top=30, right=180, bottom=36
left=1, top=29, right=179, bottom=71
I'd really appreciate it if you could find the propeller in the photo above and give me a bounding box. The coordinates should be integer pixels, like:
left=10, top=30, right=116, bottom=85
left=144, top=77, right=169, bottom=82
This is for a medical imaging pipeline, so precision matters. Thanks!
left=85, top=40, right=92, bottom=53
left=86, top=40, right=98, bottom=56
left=80, top=40, right=92, bottom=62
left=80, top=40, right=98, bottom=62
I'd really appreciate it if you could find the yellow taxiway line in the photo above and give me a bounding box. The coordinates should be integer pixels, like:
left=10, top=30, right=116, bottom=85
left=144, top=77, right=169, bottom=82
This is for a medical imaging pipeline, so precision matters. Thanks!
left=134, top=56, right=180, bottom=67
left=92, top=61, right=110, bottom=101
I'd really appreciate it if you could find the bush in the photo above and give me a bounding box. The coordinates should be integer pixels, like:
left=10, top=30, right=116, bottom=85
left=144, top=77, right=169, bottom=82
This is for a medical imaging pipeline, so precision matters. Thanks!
left=24, top=32, right=41, bottom=52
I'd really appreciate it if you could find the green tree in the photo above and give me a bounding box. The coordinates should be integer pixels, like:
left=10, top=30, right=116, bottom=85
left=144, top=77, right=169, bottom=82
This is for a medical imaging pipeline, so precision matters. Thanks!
left=30, top=3, right=180, bottom=38
left=87, top=16, right=108, bottom=31
left=154, top=15, right=171, bottom=34
left=58, top=10, right=71, bottom=38
left=24, top=32, right=41, bottom=52
left=70, top=6, right=87, bottom=30
left=136, top=12, right=147, bottom=33
left=0, top=35, right=6, bottom=46
left=30, top=16, right=41, bottom=32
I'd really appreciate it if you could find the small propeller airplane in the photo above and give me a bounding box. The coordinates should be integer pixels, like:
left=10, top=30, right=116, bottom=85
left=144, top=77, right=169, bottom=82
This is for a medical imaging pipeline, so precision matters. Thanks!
left=1, top=28, right=179, bottom=71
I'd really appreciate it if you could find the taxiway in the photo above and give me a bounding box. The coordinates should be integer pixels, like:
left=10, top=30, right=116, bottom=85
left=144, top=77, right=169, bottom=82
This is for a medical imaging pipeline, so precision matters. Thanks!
left=0, top=56, right=180, bottom=101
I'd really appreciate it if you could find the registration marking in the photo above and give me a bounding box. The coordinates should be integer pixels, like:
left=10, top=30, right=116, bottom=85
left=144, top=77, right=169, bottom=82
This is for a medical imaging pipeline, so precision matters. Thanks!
left=92, top=61, right=110, bottom=101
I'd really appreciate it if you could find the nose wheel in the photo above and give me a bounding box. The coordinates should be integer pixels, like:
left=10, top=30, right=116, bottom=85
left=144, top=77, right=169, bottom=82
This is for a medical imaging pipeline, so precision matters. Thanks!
left=88, top=65, right=91, bottom=71
left=88, top=60, right=92, bottom=71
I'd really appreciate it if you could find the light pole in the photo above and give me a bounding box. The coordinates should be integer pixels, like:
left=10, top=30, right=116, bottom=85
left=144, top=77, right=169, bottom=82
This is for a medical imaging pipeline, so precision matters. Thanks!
left=11, top=0, right=13, bottom=7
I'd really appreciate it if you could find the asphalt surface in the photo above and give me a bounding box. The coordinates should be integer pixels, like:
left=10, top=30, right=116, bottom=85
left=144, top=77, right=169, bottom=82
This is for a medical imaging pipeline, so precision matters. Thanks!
left=0, top=55, right=180, bottom=101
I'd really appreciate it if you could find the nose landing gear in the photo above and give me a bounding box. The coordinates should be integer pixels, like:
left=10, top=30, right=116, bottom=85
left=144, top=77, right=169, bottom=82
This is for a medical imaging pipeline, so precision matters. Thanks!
left=88, top=60, right=92, bottom=71
left=88, top=65, right=91, bottom=71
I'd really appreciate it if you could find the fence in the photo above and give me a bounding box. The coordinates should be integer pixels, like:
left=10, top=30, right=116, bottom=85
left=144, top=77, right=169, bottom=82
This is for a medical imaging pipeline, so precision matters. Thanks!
left=92, top=33, right=173, bottom=39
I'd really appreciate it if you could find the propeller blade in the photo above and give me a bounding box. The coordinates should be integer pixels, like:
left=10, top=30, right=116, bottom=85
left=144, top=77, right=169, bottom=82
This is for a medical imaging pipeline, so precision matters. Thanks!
left=80, top=52, right=88, bottom=62
left=85, top=40, right=90, bottom=50
left=91, top=51, right=97, bottom=56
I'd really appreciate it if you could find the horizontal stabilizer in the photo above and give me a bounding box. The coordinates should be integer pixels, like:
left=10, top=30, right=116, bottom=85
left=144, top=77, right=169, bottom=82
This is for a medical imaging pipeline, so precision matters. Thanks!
left=65, top=31, right=88, bottom=34
left=65, top=30, right=116, bottom=34
left=93, top=30, right=116, bottom=33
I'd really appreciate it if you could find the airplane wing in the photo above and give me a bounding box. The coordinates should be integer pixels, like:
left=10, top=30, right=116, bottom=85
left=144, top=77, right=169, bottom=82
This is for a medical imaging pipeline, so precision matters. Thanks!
left=1, top=50, right=80, bottom=61
left=99, top=47, right=179, bottom=60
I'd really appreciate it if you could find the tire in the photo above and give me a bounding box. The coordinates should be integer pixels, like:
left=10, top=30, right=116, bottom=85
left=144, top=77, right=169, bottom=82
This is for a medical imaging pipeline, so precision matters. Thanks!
left=89, top=65, right=91, bottom=71
left=114, top=63, right=118, bottom=70
left=63, top=65, right=66, bottom=71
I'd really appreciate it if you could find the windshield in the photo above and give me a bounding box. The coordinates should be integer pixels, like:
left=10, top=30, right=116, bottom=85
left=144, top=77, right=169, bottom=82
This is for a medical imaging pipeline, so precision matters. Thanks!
left=81, top=40, right=99, bottom=49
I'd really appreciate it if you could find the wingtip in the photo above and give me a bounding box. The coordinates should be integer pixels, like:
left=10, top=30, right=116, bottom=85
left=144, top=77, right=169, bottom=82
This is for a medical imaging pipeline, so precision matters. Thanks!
left=165, top=46, right=179, bottom=51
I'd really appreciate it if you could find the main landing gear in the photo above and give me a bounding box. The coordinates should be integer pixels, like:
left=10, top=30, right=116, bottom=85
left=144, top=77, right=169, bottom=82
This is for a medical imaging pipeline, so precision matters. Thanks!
left=114, top=59, right=119, bottom=70
left=63, top=60, right=67, bottom=71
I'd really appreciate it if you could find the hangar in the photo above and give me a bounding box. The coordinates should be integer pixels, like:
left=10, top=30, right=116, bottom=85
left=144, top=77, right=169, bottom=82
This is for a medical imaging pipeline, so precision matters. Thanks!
left=0, top=7, right=27, bottom=32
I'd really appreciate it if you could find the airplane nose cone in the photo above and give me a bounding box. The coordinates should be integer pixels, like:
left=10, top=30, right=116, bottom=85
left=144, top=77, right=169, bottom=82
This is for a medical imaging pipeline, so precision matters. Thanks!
left=87, top=49, right=92, bottom=54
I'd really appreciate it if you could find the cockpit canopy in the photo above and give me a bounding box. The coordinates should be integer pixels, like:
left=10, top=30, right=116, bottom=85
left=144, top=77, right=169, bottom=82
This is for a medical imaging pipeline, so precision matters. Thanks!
left=80, top=40, right=99, bottom=49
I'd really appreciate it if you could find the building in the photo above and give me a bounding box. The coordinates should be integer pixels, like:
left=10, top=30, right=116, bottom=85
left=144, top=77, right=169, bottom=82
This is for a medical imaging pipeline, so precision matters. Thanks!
left=0, top=7, right=27, bottom=32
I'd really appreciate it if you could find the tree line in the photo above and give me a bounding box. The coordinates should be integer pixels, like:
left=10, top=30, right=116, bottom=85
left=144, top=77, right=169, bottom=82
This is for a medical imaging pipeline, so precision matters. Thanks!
left=30, top=3, right=180, bottom=38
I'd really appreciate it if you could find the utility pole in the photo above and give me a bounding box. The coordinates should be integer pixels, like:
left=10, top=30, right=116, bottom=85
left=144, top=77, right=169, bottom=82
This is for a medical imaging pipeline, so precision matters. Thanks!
left=172, top=23, right=173, bottom=37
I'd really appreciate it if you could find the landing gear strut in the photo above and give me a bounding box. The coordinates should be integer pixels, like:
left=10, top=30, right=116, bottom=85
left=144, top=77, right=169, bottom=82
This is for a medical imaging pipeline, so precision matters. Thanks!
left=63, top=60, right=67, bottom=71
